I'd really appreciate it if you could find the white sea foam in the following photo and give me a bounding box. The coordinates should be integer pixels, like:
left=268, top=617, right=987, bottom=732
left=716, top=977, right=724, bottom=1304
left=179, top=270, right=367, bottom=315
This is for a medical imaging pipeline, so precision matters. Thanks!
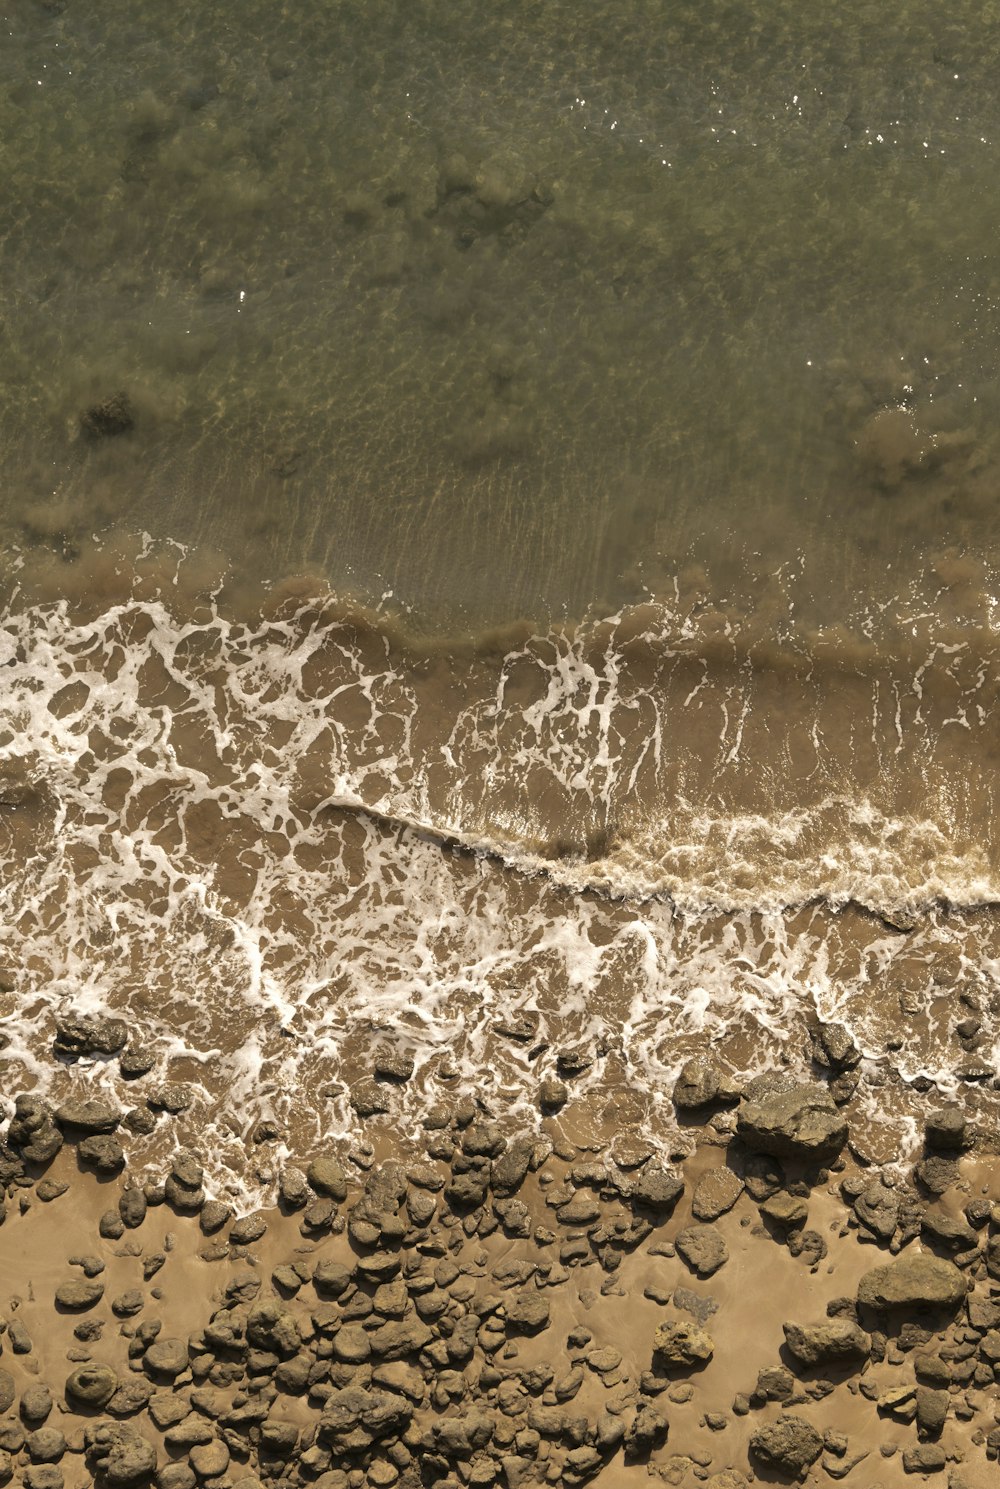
left=1, top=585, right=998, bottom=1201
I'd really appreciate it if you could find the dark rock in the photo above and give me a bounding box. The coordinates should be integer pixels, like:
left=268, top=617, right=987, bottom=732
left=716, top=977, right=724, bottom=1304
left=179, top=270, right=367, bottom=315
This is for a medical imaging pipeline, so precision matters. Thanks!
left=7, top=1096, right=63, bottom=1164
left=119, top=1047, right=156, bottom=1079
left=901, top=1443, right=946, bottom=1473
left=675, top=1225, right=728, bottom=1277
left=350, top=1080, right=391, bottom=1117
left=77, top=1133, right=125, bottom=1171
left=672, top=1057, right=734, bottom=1109
left=857, top=1254, right=966, bottom=1312
left=782, top=1321, right=871, bottom=1367
left=146, top=1083, right=194, bottom=1113
left=0, top=1369, right=14, bottom=1414
left=55, top=1279, right=104, bottom=1310
left=538, top=1077, right=568, bottom=1111
left=914, top=1155, right=958, bottom=1196
left=80, top=392, right=135, bottom=441
left=737, top=1083, right=847, bottom=1160
left=119, top=1188, right=147, bottom=1229
left=229, top=1212, right=267, bottom=1245
left=373, top=1048, right=414, bottom=1082
left=491, top=1137, right=535, bottom=1195
left=750, top=1415, right=824, bottom=1476
left=54, top=1099, right=121, bottom=1133
left=810, top=1021, right=861, bottom=1071
left=318, top=1387, right=413, bottom=1452
left=198, top=1200, right=232, bottom=1235
left=631, top=1165, right=683, bottom=1214
left=924, top=1106, right=966, bottom=1152
left=54, top=1015, right=128, bottom=1058
left=691, top=1167, right=743, bottom=1221
left=307, top=1157, right=348, bottom=1200
left=278, top=1167, right=310, bottom=1208
left=623, top=1405, right=669, bottom=1456
left=742, top=1152, right=785, bottom=1201
left=65, top=1364, right=118, bottom=1407
left=853, top=1178, right=899, bottom=1242
left=652, top=1319, right=713, bottom=1367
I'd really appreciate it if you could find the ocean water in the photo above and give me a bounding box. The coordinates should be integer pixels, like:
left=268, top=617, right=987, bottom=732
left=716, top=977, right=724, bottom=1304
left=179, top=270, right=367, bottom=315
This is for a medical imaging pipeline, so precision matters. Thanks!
left=3, top=0, right=1000, bottom=1194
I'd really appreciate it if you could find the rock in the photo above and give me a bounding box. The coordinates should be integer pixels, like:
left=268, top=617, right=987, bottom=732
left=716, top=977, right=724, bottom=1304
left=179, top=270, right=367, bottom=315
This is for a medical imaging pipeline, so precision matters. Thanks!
left=857, top=1254, right=966, bottom=1312
left=55, top=1278, right=104, bottom=1310
left=652, top=1319, right=714, bottom=1368
left=84, top=1421, right=157, bottom=1485
left=373, top=1048, right=414, bottom=1082
left=924, top=1106, right=966, bottom=1152
left=146, top=1083, right=194, bottom=1113
left=809, top=1021, right=860, bottom=1071
left=915, top=1155, right=958, bottom=1195
left=26, top=1428, right=65, bottom=1463
left=278, top=1167, right=310, bottom=1208
left=333, top=1325, right=371, bottom=1363
left=631, top=1165, right=684, bottom=1214
left=915, top=1386, right=948, bottom=1437
left=229, top=1212, right=267, bottom=1245
left=80, top=391, right=135, bottom=441
left=853, top=1178, right=899, bottom=1241
left=198, top=1200, right=232, bottom=1235
left=144, top=1339, right=189, bottom=1378
left=54, top=1099, right=122, bottom=1133
left=742, top=1152, right=785, bottom=1201
left=750, top=1415, right=824, bottom=1476
left=7, top=1096, right=63, bottom=1164
left=119, top=1187, right=147, bottom=1229
left=318, top=1388, right=413, bottom=1452
left=307, top=1156, right=348, bottom=1200
left=20, top=1384, right=52, bottom=1423
left=491, top=1137, right=535, bottom=1194
left=623, top=1405, right=669, bottom=1456
left=760, top=1192, right=808, bottom=1230
left=0, top=1369, right=14, bottom=1413
left=538, top=1078, right=568, bottom=1111
left=156, top=1467, right=196, bottom=1489
left=902, top=1443, right=946, bottom=1473
left=782, top=1321, right=871, bottom=1367
left=737, top=1083, right=847, bottom=1160
left=673, top=1057, right=733, bottom=1109
left=313, top=1259, right=353, bottom=1297
left=675, top=1225, right=728, bottom=1277
left=189, top=1440, right=229, bottom=1478
left=691, top=1167, right=743, bottom=1220
left=246, top=1301, right=301, bottom=1356
left=54, top=1014, right=128, bottom=1058
left=78, top=1133, right=125, bottom=1171
left=506, top=1292, right=550, bottom=1333
left=119, top=1047, right=156, bottom=1079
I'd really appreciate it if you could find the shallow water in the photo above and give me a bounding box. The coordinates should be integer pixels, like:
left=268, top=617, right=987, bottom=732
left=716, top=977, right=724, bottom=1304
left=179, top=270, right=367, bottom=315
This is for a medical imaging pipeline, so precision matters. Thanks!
left=2, top=1, right=1000, bottom=1186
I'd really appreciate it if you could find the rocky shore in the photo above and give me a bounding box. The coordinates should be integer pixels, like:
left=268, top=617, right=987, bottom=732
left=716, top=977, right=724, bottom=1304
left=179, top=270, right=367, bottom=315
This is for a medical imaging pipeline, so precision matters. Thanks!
left=2, top=1019, right=1000, bottom=1488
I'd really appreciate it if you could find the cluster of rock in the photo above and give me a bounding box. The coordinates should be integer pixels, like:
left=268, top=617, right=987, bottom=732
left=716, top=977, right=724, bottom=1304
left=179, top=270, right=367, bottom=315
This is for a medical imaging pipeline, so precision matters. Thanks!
left=1, top=1020, right=999, bottom=1485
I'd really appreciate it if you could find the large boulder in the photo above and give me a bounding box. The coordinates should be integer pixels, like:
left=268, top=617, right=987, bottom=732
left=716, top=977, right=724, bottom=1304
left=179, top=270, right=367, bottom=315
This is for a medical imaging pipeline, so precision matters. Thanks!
left=857, top=1253, right=966, bottom=1312
left=737, top=1083, right=847, bottom=1160
left=750, top=1416, right=823, bottom=1477
left=782, top=1320, right=871, bottom=1367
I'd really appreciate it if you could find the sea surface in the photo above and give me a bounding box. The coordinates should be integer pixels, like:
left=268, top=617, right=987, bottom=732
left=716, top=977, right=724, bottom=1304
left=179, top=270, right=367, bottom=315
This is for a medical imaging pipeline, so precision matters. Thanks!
left=3, top=0, right=1000, bottom=1197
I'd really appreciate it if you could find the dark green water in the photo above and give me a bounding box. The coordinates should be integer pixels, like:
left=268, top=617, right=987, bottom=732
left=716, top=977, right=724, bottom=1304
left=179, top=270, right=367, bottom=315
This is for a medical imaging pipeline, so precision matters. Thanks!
left=3, top=0, right=1000, bottom=626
